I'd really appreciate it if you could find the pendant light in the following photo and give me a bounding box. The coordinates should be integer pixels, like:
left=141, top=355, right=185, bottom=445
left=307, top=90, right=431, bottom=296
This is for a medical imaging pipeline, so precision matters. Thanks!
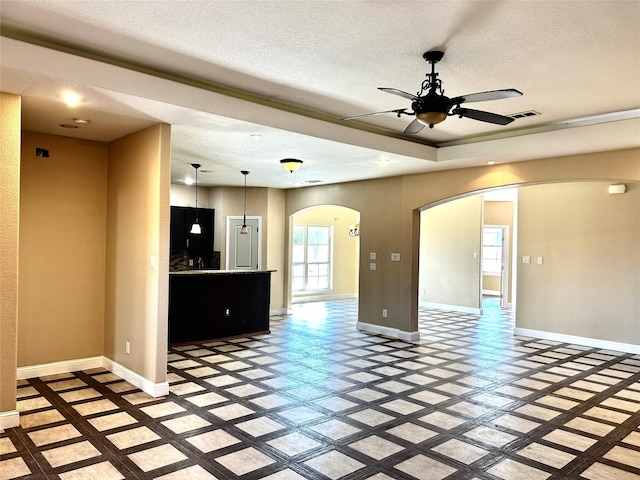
left=190, top=163, right=202, bottom=235
left=240, top=170, right=249, bottom=234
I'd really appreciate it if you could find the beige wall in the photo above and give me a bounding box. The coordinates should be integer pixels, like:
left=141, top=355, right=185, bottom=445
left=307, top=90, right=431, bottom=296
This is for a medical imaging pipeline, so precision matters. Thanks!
left=420, top=196, right=482, bottom=309
left=292, top=205, right=360, bottom=300
left=266, top=189, right=286, bottom=309
left=0, top=93, right=21, bottom=416
left=484, top=200, right=515, bottom=303
left=104, top=124, right=170, bottom=383
left=287, top=148, right=640, bottom=336
left=517, top=182, right=640, bottom=345
left=18, top=132, right=108, bottom=366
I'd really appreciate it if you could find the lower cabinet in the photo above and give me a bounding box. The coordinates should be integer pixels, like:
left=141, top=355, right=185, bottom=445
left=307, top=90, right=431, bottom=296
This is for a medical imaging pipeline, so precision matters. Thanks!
left=169, top=272, right=271, bottom=344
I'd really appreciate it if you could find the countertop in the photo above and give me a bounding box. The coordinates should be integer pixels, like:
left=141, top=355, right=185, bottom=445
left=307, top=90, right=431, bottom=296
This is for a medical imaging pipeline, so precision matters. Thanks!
left=169, top=270, right=275, bottom=275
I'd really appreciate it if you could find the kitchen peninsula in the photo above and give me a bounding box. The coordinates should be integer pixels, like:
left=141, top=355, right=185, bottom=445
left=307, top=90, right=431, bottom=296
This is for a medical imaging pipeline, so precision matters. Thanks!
left=169, top=270, right=274, bottom=344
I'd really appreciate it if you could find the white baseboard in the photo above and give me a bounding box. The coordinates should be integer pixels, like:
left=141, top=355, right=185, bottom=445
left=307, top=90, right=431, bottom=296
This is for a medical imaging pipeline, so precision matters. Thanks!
left=292, top=293, right=357, bottom=304
left=357, top=321, right=420, bottom=342
left=420, top=302, right=482, bottom=315
left=17, top=356, right=103, bottom=380
left=0, top=410, right=19, bottom=429
left=269, top=307, right=288, bottom=316
left=102, top=358, right=169, bottom=397
left=513, top=328, right=640, bottom=355
left=17, top=356, right=168, bottom=398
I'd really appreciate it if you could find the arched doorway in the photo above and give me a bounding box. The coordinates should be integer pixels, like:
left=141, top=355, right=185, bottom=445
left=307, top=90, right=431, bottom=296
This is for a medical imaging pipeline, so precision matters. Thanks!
left=288, top=205, right=360, bottom=308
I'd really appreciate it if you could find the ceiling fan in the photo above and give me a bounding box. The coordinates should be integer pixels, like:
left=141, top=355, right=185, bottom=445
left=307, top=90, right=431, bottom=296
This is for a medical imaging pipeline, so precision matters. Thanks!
left=343, top=50, right=523, bottom=134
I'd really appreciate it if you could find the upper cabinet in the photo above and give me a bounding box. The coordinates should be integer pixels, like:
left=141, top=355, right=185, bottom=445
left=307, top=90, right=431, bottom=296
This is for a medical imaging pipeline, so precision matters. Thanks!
left=170, top=206, right=215, bottom=268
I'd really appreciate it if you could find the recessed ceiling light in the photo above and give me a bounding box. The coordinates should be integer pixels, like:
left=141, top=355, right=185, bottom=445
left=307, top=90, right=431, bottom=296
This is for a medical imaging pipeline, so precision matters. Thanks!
left=250, top=134, right=263, bottom=141
left=184, top=178, right=194, bottom=186
left=61, top=92, right=82, bottom=107
left=487, top=161, right=496, bottom=165
left=74, top=118, right=89, bottom=125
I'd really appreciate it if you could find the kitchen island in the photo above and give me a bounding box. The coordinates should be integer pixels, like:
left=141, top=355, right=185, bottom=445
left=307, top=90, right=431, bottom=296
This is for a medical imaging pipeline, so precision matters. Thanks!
left=169, top=270, right=274, bottom=344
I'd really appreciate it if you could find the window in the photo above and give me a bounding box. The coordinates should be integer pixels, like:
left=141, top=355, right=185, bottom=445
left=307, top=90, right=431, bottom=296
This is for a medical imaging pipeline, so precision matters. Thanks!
left=292, top=225, right=332, bottom=291
left=482, top=227, right=503, bottom=275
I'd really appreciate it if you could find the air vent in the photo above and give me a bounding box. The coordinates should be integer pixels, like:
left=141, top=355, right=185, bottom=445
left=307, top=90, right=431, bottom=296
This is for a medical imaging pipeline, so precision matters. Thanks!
left=508, top=110, right=540, bottom=119
left=305, top=180, right=323, bottom=184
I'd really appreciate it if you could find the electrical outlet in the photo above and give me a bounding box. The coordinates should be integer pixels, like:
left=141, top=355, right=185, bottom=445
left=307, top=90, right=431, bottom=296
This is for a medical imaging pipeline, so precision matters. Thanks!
left=382, top=309, right=388, bottom=318
left=522, top=256, right=531, bottom=264
left=125, top=341, right=130, bottom=354
left=370, top=262, right=376, bottom=271
left=370, top=252, right=377, bottom=260
left=537, top=256, right=544, bottom=264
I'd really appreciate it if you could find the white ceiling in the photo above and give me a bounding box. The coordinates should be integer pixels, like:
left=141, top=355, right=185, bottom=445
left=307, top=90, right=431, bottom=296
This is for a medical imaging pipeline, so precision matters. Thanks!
left=1, top=0, right=639, bottom=188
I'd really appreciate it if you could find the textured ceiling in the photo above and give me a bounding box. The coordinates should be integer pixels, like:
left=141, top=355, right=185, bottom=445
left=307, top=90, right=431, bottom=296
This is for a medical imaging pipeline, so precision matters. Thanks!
left=1, top=0, right=639, bottom=188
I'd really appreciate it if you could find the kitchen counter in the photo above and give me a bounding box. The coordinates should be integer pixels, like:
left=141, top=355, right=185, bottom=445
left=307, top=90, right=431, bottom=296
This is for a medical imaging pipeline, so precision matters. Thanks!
left=169, top=270, right=273, bottom=344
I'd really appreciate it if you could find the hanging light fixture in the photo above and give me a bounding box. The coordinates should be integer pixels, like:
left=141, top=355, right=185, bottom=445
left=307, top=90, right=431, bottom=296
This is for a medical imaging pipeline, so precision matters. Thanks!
left=240, top=170, right=249, bottom=234
left=190, top=163, right=202, bottom=235
left=280, top=158, right=303, bottom=173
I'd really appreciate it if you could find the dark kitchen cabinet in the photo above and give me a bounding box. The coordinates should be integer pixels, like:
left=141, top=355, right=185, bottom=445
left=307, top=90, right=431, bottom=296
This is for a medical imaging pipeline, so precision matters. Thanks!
left=170, top=206, right=214, bottom=268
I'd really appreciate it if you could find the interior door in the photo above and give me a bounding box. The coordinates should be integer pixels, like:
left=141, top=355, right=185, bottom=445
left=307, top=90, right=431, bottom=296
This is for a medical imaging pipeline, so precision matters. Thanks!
left=227, top=217, right=260, bottom=270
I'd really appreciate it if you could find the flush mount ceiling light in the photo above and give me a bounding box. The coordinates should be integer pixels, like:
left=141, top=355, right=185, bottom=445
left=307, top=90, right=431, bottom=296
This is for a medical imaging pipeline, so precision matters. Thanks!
left=240, top=170, right=250, bottom=234
left=190, top=163, right=202, bottom=235
left=280, top=158, right=303, bottom=173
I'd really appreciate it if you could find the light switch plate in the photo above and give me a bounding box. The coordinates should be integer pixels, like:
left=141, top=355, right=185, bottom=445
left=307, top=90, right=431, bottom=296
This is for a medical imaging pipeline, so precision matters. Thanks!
left=370, top=252, right=377, bottom=260
left=523, top=256, right=531, bottom=264
left=369, top=263, right=377, bottom=271
left=391, top=253, right=400, bottom=262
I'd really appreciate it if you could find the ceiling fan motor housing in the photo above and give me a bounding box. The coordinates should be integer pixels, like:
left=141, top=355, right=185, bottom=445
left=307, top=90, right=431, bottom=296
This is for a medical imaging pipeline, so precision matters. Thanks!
left=413, top=91, right=452, bottom=127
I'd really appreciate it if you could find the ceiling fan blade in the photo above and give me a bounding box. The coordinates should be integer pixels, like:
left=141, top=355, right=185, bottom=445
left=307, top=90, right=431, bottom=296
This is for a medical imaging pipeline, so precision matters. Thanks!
left=378, top=87, right=417, bottom=100
left=342, top=108, right=407, bottom=121
left=451, top=89, right=522, bottom=105
left=455, top=107, right=515, bottom=125
left=403, top=118, right=426, bottom=134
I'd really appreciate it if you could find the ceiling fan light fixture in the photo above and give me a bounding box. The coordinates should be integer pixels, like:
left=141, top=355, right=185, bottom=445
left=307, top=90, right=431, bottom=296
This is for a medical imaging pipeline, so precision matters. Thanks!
left=280, top=158, right=303, bottom=173
left=416, top=111, right=448, bottom=126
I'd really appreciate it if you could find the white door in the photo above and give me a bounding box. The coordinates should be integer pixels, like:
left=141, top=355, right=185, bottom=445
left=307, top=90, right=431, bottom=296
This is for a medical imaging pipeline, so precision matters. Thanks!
left=226, top=216, right=261, bottom=270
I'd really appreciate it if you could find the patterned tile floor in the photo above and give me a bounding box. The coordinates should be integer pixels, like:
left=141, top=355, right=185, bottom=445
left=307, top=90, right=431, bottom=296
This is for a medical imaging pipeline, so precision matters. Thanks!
left=2, top=298, right=640, bottom=479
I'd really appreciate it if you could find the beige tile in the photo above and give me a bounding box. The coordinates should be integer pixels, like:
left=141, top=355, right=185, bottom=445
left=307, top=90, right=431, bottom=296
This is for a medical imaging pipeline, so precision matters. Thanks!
left=41, top=440, right=101, bottom=468
left=624, top=431, right=640, bottom=447
left=493, top=413, right=540, bottom=433
left=20, top=409, right=65, bottom=428
left=310, top=418, right=361, bottom=440
left=349, top=435, right=404, bottom=460
left=0, top=457, right=31, bottom=479
left=154, top=464, right=218, bottom=480
left=581, top=462, right=640, bottom=480
left=16, top=386, right=39, bottom=398
left=185, top=391, right=227, bottom=407
left=249, top=393, right=292, bottom=409
left=542, top=429, right=598, bottom=451
left=59, top=388, right=102, bottom=403
left=106, top=381, right=137, bottom=393
left=487, top=458, right=550, bottom=480
left=17, top=396, right=51, bottom=412
left=433, top=438, right=489, bottom=464
left=58, top=460, right=124, bottom=480
left=161, top=413, right=211, bottom=434
left=261, top=469, right=308, bottom=480
left=348, top=408, right=395, bottom=427
left=515, top=404, right=560, bottom=421
left=186, top=429, right=241, bottom=453
left=0, top=437, right=17, bottom=455
left=464, top=425, right=517, bottom=448
left=266, top=431, right=323, bottom=456
left=304, top=450, right=366, bottom=479
left=208, top=403, right=254, bottom=420
left=394, top=454, right=457, bottom=480
left=184, top=366, right=219, bottom=378
left=216, top=447, right=276, bottom=476
left=236, top=417, right=286, bottom=437
left=122, top=391, right=157, bottom=405
left=386, top=422, right=437, bottom=443
left=313, top=396, right=358, bottom=412
left=517, top=442, right=575, bottom=468
left=88, top=411, right=137, bottom=432
left=128, top=443, right=187, bottom=472
left=204, top=374, right=242, bottom=387
left=419, top=411, right=466, bottom=430
left=48, top=378, right=87, bottom=391
left=604, top=446, right=640, bottom=469
left=106, top=426, right=160, bottom=450
left=140, top=401, right=186, bottom=418
left=28, top=423, right=82, bottom=447
left=92, top=372, right=122, bottom=383
left=379, top=399, right=423, bottom=415
left=584, top=406, right=630, bottom=424
left=447, top=401, right=492, bottom=418
left=169, top=381, right=206, bottom=396
left=564, top=417, right=615, bottom=436
left=409, top=390, right=450, bottom=405
left=601, top=397, right=640, bottom=412
left=535, top=395, right=579, bottom=410
left=553, top=387, right=594, bottom=401
left=72, top=399, right=119, bottom=416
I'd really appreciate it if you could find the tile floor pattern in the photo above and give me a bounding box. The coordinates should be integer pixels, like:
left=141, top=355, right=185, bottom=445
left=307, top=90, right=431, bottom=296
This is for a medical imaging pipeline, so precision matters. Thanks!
left=2, top=299, right=640, bottom=479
